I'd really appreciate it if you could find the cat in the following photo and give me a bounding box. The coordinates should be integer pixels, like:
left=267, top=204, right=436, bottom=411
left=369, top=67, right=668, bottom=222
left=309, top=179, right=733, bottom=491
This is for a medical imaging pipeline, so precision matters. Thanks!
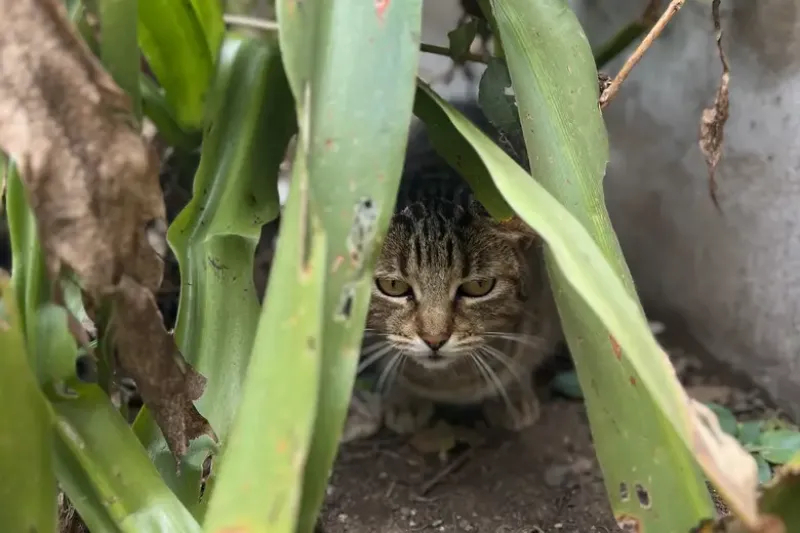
left=360, top=103, right=563, bottom=435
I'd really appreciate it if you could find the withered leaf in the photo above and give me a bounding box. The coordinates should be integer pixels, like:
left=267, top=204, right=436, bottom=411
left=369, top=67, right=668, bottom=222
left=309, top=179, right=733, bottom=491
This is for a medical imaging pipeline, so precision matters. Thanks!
left=699, top=0, right=730, bottom=211
left=0, top=0, right=213, bottom=460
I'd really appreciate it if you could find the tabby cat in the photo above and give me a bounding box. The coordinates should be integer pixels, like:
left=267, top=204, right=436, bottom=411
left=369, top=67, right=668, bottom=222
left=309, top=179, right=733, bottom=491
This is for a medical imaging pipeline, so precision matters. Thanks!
left=360, top=103, right=562, bottom=434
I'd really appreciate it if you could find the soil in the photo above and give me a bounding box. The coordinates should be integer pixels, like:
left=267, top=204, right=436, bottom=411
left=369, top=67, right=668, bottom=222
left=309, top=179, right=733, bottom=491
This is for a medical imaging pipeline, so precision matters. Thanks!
left=316, top=324, right=775, bottom=533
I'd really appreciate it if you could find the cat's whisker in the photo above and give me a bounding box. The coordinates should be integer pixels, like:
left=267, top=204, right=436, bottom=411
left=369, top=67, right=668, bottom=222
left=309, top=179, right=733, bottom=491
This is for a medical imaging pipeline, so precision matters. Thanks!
left=357, top=343, right=395, bottom=374
left=386, top=353, right=408, bottom=395
left=482, top=332, right=545, bottom=349
left=470, top=351, right=516, bottom=420
left=376, top=351, right=405, bottom=394
left=480, top=344, right=526, bottom=387
left=467, top=352, right=496, bottom=396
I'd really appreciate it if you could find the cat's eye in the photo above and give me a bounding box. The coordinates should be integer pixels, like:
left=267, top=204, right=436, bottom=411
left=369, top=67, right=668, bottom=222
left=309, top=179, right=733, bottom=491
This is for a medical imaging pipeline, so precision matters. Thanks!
left=458, top=278, right=496, bottom=297
left=376, top=278, right=412, bottom=297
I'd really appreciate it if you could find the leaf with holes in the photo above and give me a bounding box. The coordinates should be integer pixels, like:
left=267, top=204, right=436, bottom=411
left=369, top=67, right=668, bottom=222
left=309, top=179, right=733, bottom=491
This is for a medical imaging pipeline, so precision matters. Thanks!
left=276, top=0, right=424, bottom=530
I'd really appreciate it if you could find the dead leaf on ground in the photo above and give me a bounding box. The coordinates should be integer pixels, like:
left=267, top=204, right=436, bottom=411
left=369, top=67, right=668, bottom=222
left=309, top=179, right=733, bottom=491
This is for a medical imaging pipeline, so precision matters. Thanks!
left=0, top=0, right=213, bottom=460
left=691, top=400, right=760, bottom=528
left=698, top=0, right=730, bottom=211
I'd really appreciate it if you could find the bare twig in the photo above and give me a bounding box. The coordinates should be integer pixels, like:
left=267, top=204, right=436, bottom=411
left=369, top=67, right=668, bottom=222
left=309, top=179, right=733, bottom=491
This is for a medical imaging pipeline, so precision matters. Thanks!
left=599, top=0, right=685, bottom=109
left=420, top=447, right=475, bottom=495
left=223, top=13, right=278, bottom=31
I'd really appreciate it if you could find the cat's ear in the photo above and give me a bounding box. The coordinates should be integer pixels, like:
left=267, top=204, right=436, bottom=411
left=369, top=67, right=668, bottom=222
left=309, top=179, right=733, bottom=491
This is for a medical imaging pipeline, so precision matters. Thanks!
left=494, top=215, right=538, bottom=247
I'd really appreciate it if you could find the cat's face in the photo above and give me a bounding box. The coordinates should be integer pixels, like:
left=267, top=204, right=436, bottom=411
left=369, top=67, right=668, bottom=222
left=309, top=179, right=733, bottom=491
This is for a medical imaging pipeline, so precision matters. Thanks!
left=366, top=199, right=533, bottom=370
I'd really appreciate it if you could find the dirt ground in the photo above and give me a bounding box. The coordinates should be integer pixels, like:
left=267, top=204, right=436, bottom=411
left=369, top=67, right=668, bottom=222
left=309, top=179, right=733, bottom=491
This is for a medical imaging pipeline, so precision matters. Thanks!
left=317, top=325, right=773, bottom=533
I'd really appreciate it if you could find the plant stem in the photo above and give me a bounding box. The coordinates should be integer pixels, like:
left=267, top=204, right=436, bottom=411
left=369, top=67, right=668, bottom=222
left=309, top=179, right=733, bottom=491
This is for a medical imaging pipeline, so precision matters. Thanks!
left=223, top=15, right=488, bottom=65
left=420, top=43, right=486, bottom=64
left=593, top=0, right=664, bottom=69
left=599, top=0, right=686, bottom=108
left=593, top=22, right=648, bottom=69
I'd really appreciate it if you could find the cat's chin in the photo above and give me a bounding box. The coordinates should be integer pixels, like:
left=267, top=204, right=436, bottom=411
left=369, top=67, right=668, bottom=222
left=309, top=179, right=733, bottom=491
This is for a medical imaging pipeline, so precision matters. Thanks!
left=407, top=354, right=459, bottom=371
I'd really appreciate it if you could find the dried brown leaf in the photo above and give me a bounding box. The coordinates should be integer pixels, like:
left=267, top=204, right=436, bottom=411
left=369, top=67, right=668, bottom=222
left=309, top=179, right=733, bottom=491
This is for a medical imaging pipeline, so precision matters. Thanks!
left=0, top=0, right=212, bottom=460
left=699, top=0, right=730, bottom=211
left=111, top=277, right=215, bottom=459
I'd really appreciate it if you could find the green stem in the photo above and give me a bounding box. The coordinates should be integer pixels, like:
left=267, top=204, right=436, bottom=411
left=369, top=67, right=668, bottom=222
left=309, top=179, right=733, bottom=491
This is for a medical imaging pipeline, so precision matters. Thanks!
left=593, top=21, right=648, bottom=69
left=420, top=42, right=486, bottom=64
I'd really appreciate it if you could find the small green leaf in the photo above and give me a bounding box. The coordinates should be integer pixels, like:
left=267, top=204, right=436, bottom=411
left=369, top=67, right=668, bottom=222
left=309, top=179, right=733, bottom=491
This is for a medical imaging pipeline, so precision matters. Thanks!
left=737, top=421, right=763, bottom=447
left=755, top=454, right=772, bottom=485
left=447, top=18, right=479, bottom=62
left=550, top=370, right=584, bottom=400
left=477, top=58, right=526, bottom=163
left=706, top=403, right=737, bottom=437
left=759, top=430, right=800, bottom=465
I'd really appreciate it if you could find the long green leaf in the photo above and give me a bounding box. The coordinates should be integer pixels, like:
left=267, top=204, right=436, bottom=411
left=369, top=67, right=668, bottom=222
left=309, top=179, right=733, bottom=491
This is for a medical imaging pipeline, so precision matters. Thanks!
left=137, top=0, right=217, bottom=128
left=203, top=143, right=326, bottom=533
left=276, top=0, right=424, bottom=530
left=53, top=384, right=202, bottom=533
left=0, top=276, right=57, bottom=533
left=417, top=79, right=712, bottom=531
left=133, top=33, right=295, bottom=518
left=412, top=96, right=513, bottom=220
left=487, top=0, right=714, bottom=528
left=99, top=0, right=141, bottom=120
left=4, top=125, right=199, bottom=533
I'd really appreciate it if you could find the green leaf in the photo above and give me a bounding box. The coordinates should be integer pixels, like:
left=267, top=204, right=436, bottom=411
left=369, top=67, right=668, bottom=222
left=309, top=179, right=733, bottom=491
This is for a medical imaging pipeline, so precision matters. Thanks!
left=276, top=0, right=424, bottom=530
left=188, top=0, right=225, bottom=58
left=140, top=75, right=202, bottom=151
left=486, top=0, right=714, bottom=528
left=138, top=0, right=216, bottom=128
left=412, top=91, right=514, bottom=221
left=755, top=454, right=772, bottom=485
left=203, top=142, right=326, bottom=533
left=755, top=449, right=800, bottom=528
left=737, top=421, right=763, bottom=447
left=0, top=277, right=57, bottom=533
left=99, top=0, right=141, bottom=120
left=5, top=161, right=49, bottom=351
left=706, top=403, right=737, bottom=437
left=551, top=370, right=584, bottom=400
left=759, top=430, right=800, bottom=465
left=53, top=385, right=202, bottom=533
left=448, top=18, right=479, bottom=62
left=133, top=34, right=294, bottom=518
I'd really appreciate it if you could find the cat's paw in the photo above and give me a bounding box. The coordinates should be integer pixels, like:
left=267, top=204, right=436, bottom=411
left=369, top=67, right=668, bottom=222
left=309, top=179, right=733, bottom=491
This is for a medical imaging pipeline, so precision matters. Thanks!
left=383, top=398, right=434, bottom=435
left=483, top=390, right=541, bottom=432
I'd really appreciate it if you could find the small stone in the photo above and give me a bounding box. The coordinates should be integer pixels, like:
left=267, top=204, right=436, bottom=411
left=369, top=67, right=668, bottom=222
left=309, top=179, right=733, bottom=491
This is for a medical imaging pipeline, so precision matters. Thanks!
left=337, top=513, right=348, bottom=523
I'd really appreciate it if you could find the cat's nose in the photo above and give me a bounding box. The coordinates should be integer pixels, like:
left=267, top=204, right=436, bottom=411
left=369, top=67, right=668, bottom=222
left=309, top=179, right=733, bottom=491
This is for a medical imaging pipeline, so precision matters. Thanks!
left=421, top=334, right=449, bottom=351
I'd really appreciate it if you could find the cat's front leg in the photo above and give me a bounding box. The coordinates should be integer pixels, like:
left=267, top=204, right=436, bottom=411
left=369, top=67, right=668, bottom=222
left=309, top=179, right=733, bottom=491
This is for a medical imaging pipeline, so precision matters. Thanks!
left=482, top=382, right=541, bottom=432
left=382, top=389, right=435, bottom=435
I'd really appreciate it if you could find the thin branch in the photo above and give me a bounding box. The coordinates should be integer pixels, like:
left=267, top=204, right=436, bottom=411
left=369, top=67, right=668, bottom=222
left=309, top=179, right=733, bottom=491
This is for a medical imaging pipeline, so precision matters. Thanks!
left=420, top=43, right=486, bottom=64
left=599, top=0, right=685, bottom=109
left=222, top=14, right=278, bottom=31
left=223, top=15, right=488, bottom=66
